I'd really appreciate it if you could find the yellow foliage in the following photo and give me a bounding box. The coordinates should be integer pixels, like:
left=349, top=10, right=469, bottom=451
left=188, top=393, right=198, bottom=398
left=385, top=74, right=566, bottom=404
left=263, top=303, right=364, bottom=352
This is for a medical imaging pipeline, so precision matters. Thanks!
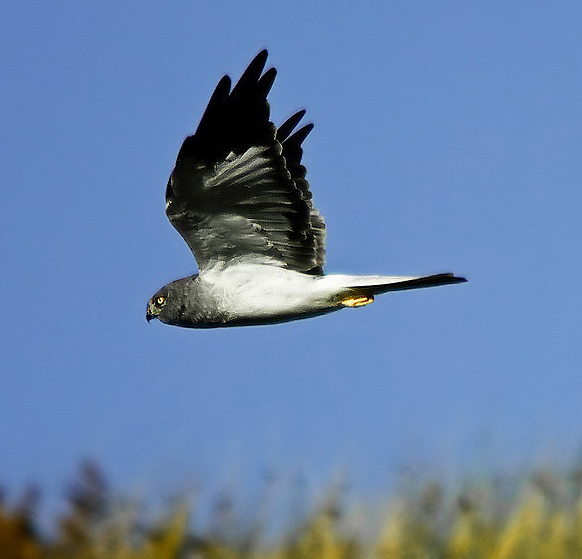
left=3, top=464, right=582, bottom=558
left=292, top=510, right=356, bottom=559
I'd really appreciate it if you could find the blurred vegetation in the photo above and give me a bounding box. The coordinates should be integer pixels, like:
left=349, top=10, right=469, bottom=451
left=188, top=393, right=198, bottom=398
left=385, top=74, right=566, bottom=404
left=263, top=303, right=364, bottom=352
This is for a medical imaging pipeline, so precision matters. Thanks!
left=2, top=462, right=582, bottom=558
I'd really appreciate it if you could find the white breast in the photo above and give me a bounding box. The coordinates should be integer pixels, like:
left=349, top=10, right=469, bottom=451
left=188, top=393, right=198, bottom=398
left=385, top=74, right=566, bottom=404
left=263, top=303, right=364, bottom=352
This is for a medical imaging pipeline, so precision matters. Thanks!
left=199, top=263, right=339, bottom=321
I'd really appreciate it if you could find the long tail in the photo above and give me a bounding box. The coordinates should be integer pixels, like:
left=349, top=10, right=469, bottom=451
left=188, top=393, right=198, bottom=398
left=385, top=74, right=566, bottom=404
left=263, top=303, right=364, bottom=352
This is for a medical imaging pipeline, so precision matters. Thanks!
left=347, top=272, right=467, bottom=295
left=319, top=272, right=466, bottom=308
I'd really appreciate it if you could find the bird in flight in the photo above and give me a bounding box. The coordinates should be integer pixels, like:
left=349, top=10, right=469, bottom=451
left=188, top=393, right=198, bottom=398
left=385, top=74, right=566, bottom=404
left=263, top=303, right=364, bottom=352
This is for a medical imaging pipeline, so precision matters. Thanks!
left=146, top=50, right=466, bottom=328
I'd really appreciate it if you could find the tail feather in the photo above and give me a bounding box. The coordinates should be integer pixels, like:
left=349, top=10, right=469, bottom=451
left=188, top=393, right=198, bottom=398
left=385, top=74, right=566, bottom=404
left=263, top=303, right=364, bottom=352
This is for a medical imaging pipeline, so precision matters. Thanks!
left=343, top=273, right=467, bottom=296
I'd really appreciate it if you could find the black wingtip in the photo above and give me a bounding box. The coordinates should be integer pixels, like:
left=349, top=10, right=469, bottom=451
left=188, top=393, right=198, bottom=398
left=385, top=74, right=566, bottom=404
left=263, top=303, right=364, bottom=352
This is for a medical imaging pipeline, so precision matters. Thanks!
left=287, top=123, right=314, bottom=146
left=277, top=110, right=307, bottom=142
left=240, top=49, right=269, bottom=82
left=216, top=74, right=232, bottom=93
left=257, top=67, right=277, bottom=97
left=256, top=49, right=268, bottom=63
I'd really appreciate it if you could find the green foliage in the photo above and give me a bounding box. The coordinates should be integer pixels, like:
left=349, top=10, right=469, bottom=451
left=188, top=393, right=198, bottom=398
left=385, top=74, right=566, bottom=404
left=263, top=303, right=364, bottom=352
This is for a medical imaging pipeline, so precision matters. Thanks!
left=2, top=463, right=582, bottom=558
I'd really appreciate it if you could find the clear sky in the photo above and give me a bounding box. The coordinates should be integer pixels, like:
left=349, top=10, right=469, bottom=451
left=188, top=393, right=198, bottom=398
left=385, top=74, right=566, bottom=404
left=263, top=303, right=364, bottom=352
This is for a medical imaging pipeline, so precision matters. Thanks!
left=2, top=0, right=581, bottom=527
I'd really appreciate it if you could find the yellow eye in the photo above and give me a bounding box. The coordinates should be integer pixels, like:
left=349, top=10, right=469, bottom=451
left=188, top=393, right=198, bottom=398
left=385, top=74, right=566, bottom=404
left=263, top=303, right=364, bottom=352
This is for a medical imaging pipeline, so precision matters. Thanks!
left=156, top=296, right=166, bottom=306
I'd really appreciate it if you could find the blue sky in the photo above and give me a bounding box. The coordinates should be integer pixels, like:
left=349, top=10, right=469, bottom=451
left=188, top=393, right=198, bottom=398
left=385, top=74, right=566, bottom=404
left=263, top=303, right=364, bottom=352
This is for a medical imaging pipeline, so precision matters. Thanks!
left=2, top=1, right=581, bottom=526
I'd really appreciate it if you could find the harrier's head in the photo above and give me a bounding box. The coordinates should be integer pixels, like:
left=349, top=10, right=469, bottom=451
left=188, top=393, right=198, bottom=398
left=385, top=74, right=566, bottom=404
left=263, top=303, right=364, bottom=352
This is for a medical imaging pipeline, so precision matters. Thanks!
left=146, top=287, right=170, bottom=323
left=146, top=277, right=203, bottom=326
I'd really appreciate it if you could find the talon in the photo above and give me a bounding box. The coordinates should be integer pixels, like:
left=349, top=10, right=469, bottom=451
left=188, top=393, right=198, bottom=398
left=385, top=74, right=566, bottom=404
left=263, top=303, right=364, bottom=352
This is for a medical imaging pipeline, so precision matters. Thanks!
left=340, top=295, right=374, bottom=307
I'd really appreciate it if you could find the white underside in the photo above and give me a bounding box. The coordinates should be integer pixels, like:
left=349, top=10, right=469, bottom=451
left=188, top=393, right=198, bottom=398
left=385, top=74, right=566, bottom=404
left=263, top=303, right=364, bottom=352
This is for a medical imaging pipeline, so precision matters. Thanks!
left=199, top=262, right=421, bottom=321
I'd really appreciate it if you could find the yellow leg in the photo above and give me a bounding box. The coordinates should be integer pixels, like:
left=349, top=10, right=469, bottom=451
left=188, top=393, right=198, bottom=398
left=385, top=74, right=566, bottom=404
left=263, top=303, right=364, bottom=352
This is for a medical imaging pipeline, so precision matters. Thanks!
left=340, top=294, right=374, bottom=307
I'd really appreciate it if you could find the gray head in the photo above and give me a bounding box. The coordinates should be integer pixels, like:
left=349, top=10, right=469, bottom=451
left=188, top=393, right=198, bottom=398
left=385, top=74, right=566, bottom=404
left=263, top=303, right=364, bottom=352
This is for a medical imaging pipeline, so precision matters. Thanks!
left=146, top=276, right=197, bottom=326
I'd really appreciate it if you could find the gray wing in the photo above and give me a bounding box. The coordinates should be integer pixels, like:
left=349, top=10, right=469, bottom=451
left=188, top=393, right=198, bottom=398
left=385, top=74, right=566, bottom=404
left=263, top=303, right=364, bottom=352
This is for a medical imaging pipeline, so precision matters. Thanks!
left=165, top=50, right=326, bottom=274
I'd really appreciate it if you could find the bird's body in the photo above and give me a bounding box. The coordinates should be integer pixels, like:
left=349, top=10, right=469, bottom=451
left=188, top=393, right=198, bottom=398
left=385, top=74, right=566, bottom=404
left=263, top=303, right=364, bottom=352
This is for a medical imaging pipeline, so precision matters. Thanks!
left=154, top=263, right=464, bottom=328
left=147, top=51, right=466, bottom=328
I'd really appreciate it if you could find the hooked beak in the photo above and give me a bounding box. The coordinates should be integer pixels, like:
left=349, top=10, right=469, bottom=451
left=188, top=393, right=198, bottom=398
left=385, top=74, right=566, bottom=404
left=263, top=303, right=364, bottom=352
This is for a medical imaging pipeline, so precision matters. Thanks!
left=146, top=302, right=157, bottom=323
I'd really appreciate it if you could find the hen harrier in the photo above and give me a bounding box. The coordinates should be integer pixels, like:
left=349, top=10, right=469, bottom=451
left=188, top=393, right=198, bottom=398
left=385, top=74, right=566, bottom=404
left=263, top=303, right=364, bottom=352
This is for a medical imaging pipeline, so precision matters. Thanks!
left=146, top=51, right=466, bottom=328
